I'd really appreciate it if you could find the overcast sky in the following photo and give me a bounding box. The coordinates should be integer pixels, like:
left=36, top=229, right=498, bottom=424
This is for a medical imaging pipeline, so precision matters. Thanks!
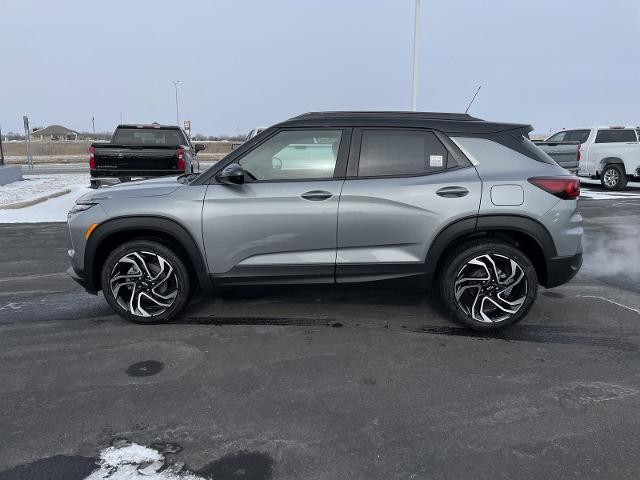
left=1, top=0, right=639, bottom=135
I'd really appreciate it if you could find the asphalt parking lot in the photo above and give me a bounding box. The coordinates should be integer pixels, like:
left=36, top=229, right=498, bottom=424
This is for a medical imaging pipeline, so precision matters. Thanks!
left=1, top=194, right=640, bottom=479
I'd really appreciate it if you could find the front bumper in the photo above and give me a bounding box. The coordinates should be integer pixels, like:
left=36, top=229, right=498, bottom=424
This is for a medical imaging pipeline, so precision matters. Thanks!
left=543, top=252, right=582, bottom=288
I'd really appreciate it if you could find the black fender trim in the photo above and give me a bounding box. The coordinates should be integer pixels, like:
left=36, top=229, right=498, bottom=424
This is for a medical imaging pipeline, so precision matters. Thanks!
left=425, top=214, right=560, bottom=286
left=475, top=214, right=557, bottom=257
left=424, top=216, right=478, bottom=278
left=598, top=157, right=624, bottom=175
left=83, top=216, right=212, bottom=294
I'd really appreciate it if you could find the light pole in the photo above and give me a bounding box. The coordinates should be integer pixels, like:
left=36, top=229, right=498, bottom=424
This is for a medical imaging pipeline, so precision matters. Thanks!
left=411, top=0, right=421, bottom=111
left=0, top=125, right=4, bottom=166
left=172, top=80, right=180, bottom=126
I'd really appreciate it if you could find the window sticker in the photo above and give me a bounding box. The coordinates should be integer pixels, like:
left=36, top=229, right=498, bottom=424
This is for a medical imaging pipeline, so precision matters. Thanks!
left=430, top=154, right=444, bottom=167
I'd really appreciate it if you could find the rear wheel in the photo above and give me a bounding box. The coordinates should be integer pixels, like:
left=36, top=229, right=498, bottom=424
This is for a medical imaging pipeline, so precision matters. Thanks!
left=100, top=240, right=191, bottom=324
left=439, top=241, right=538, bottom=331
left=600, top=164, right=628, bottom=190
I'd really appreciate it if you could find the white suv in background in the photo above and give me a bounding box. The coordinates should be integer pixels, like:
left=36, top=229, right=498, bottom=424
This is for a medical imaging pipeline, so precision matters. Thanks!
left=546, top=126, right=640, bottom=190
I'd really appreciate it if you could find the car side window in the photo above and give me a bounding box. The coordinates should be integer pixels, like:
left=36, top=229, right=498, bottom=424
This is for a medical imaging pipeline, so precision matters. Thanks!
left=595, top=129, right=637, bottom=143
left=358, top=129, right=448, bottom=177
left=547, top=131, right=567, bottom=142
left=569, top=129, right=590, bottom=143
left=239, top=129, right=342, bottom=181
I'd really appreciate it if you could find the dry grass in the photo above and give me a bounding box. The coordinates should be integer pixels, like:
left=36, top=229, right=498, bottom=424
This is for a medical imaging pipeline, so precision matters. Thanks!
left=2, top=140, right=235, bottom=164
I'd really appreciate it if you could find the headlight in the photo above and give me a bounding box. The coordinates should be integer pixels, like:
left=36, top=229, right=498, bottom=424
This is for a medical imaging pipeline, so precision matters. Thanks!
left=68, top=203, right=96, bottom=217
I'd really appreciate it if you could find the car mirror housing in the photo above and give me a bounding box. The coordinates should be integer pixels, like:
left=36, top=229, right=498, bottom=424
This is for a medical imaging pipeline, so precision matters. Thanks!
left=215, top=163, right=245, bottom=185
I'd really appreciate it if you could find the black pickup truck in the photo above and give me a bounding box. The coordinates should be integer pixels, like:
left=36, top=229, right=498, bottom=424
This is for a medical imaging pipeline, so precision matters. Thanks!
left=89, top=124, right=205, bottom=186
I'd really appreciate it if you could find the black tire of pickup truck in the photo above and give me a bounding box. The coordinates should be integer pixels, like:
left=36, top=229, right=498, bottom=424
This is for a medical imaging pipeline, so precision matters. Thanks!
left=600, top=164, right=628, bottom=191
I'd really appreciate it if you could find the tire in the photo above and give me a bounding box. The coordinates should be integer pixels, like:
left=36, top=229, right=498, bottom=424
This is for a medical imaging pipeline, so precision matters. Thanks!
left=100, top=240, right=191, bottom=324
left=439, top=240, right=538, bottom=331
left=600, top=164, right=628, bottom=191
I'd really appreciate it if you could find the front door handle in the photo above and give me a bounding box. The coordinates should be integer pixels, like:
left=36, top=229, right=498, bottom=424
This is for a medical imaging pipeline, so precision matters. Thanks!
left=301, top=190, right=333, bottom=201
left=436, top=186, right=469, bottom=198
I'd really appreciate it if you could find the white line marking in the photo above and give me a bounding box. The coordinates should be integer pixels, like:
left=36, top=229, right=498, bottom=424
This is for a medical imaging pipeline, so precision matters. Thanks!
left=574, top=295, right=640, bottom=316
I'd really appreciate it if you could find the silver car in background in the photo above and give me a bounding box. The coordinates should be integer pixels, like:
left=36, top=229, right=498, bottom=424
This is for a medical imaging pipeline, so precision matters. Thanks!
left=67, top=111, right=583, bottom=330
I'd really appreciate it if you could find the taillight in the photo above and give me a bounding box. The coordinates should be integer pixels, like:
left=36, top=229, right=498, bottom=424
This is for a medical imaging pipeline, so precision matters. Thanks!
left=176, top=147, right=186, bottom=171
left=89, top=146, right=95, bottom=169
left=528, top=176, right=580, bottom=200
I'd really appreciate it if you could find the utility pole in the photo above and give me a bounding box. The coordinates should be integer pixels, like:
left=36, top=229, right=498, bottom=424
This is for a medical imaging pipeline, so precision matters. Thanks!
left=0, top=125, right=4, bottom=166
left=92, top=116, right=95, bottom=135
left=172, top=80, right=180, bottom=126
left=23, top=116, right=33, bottom=170
left=411, top=0, right=421, bottom=111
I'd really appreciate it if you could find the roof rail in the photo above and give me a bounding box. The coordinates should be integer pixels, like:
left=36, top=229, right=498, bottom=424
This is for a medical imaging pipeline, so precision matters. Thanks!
left=291, top=111, right=481, bottom=122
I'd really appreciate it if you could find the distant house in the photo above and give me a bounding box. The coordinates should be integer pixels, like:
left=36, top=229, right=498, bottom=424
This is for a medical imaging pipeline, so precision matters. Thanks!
left=31, top=125, right=79, bottom=141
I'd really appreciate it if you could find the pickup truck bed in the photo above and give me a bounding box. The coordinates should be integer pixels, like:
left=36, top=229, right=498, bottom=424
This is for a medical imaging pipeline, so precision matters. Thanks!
left=534, top=141, right=580, bottom=173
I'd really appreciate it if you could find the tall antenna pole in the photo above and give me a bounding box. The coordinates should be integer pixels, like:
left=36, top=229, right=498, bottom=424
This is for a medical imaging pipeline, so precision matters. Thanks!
left=411, top=0, right=421, bottom=111
left=464, top=85, right=482, bottom=114
left=172, top=80, right=181, bottom=126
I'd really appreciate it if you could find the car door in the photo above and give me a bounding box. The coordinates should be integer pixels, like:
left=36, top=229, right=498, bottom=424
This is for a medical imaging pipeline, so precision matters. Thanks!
left=202, top=128, right=350, bottom=285
left=336, top=128, right=482, bottom=282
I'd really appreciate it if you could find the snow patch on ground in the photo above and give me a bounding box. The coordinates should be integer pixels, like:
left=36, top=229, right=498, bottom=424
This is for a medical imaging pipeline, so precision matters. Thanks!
left=0, top=173, right=89, bottom=206
left=86, top=441, right=205, bottom=480
left=580, top=178, right=640, bottom=200
left=0, top=174, right=90, bottom=223
left=580, top=187, right=640, bottom=200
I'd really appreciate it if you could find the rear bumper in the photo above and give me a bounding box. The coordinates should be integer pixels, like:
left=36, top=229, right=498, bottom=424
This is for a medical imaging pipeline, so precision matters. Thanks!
left=90, top=169, right=184, bottom=178
left=66, top=266, right=98, bottom=295
left=543, top=252, right=582, bottom=288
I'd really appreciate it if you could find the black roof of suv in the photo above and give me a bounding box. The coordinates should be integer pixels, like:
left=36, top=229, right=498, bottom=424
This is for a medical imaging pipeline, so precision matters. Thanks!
left=278, top=111, right=531, bottom=135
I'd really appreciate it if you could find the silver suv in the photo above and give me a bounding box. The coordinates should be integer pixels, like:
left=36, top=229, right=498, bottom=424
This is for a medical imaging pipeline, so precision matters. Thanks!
left=67, top=112, right=583, bottom=330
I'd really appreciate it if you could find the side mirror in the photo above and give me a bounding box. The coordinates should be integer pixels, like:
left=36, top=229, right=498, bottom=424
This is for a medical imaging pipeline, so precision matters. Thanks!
left=194, top=143, right=206, bottom=153
left=215, top=163, right=245, bottom=185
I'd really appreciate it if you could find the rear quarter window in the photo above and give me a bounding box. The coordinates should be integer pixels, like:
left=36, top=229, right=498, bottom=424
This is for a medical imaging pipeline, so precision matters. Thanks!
left=451, top=135, right=560, bottom=171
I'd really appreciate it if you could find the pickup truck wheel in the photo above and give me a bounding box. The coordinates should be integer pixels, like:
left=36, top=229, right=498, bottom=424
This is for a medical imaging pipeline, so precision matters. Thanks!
left=601, top=164, right=628, bottom=190
left=439, top=241, right=538, bottom=331
left=100, top=240, right=191, bottom=324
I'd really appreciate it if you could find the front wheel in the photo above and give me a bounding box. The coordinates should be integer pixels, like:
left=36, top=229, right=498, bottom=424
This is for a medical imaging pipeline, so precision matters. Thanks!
left=439, top=241, right=538, bottom=331
left=600, top=164, right=628, bottom=191
left=101, top=240, right=191, bottom=324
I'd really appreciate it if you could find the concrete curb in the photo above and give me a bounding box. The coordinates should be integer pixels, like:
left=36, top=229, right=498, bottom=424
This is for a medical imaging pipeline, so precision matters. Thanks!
left=0, top=189, right=71, bottom=210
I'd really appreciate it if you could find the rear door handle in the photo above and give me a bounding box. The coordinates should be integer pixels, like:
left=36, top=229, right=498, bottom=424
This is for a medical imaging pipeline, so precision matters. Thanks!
left=436, top=186, right=469, bottom=198
left=301, top=190, right=333, bottom=201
